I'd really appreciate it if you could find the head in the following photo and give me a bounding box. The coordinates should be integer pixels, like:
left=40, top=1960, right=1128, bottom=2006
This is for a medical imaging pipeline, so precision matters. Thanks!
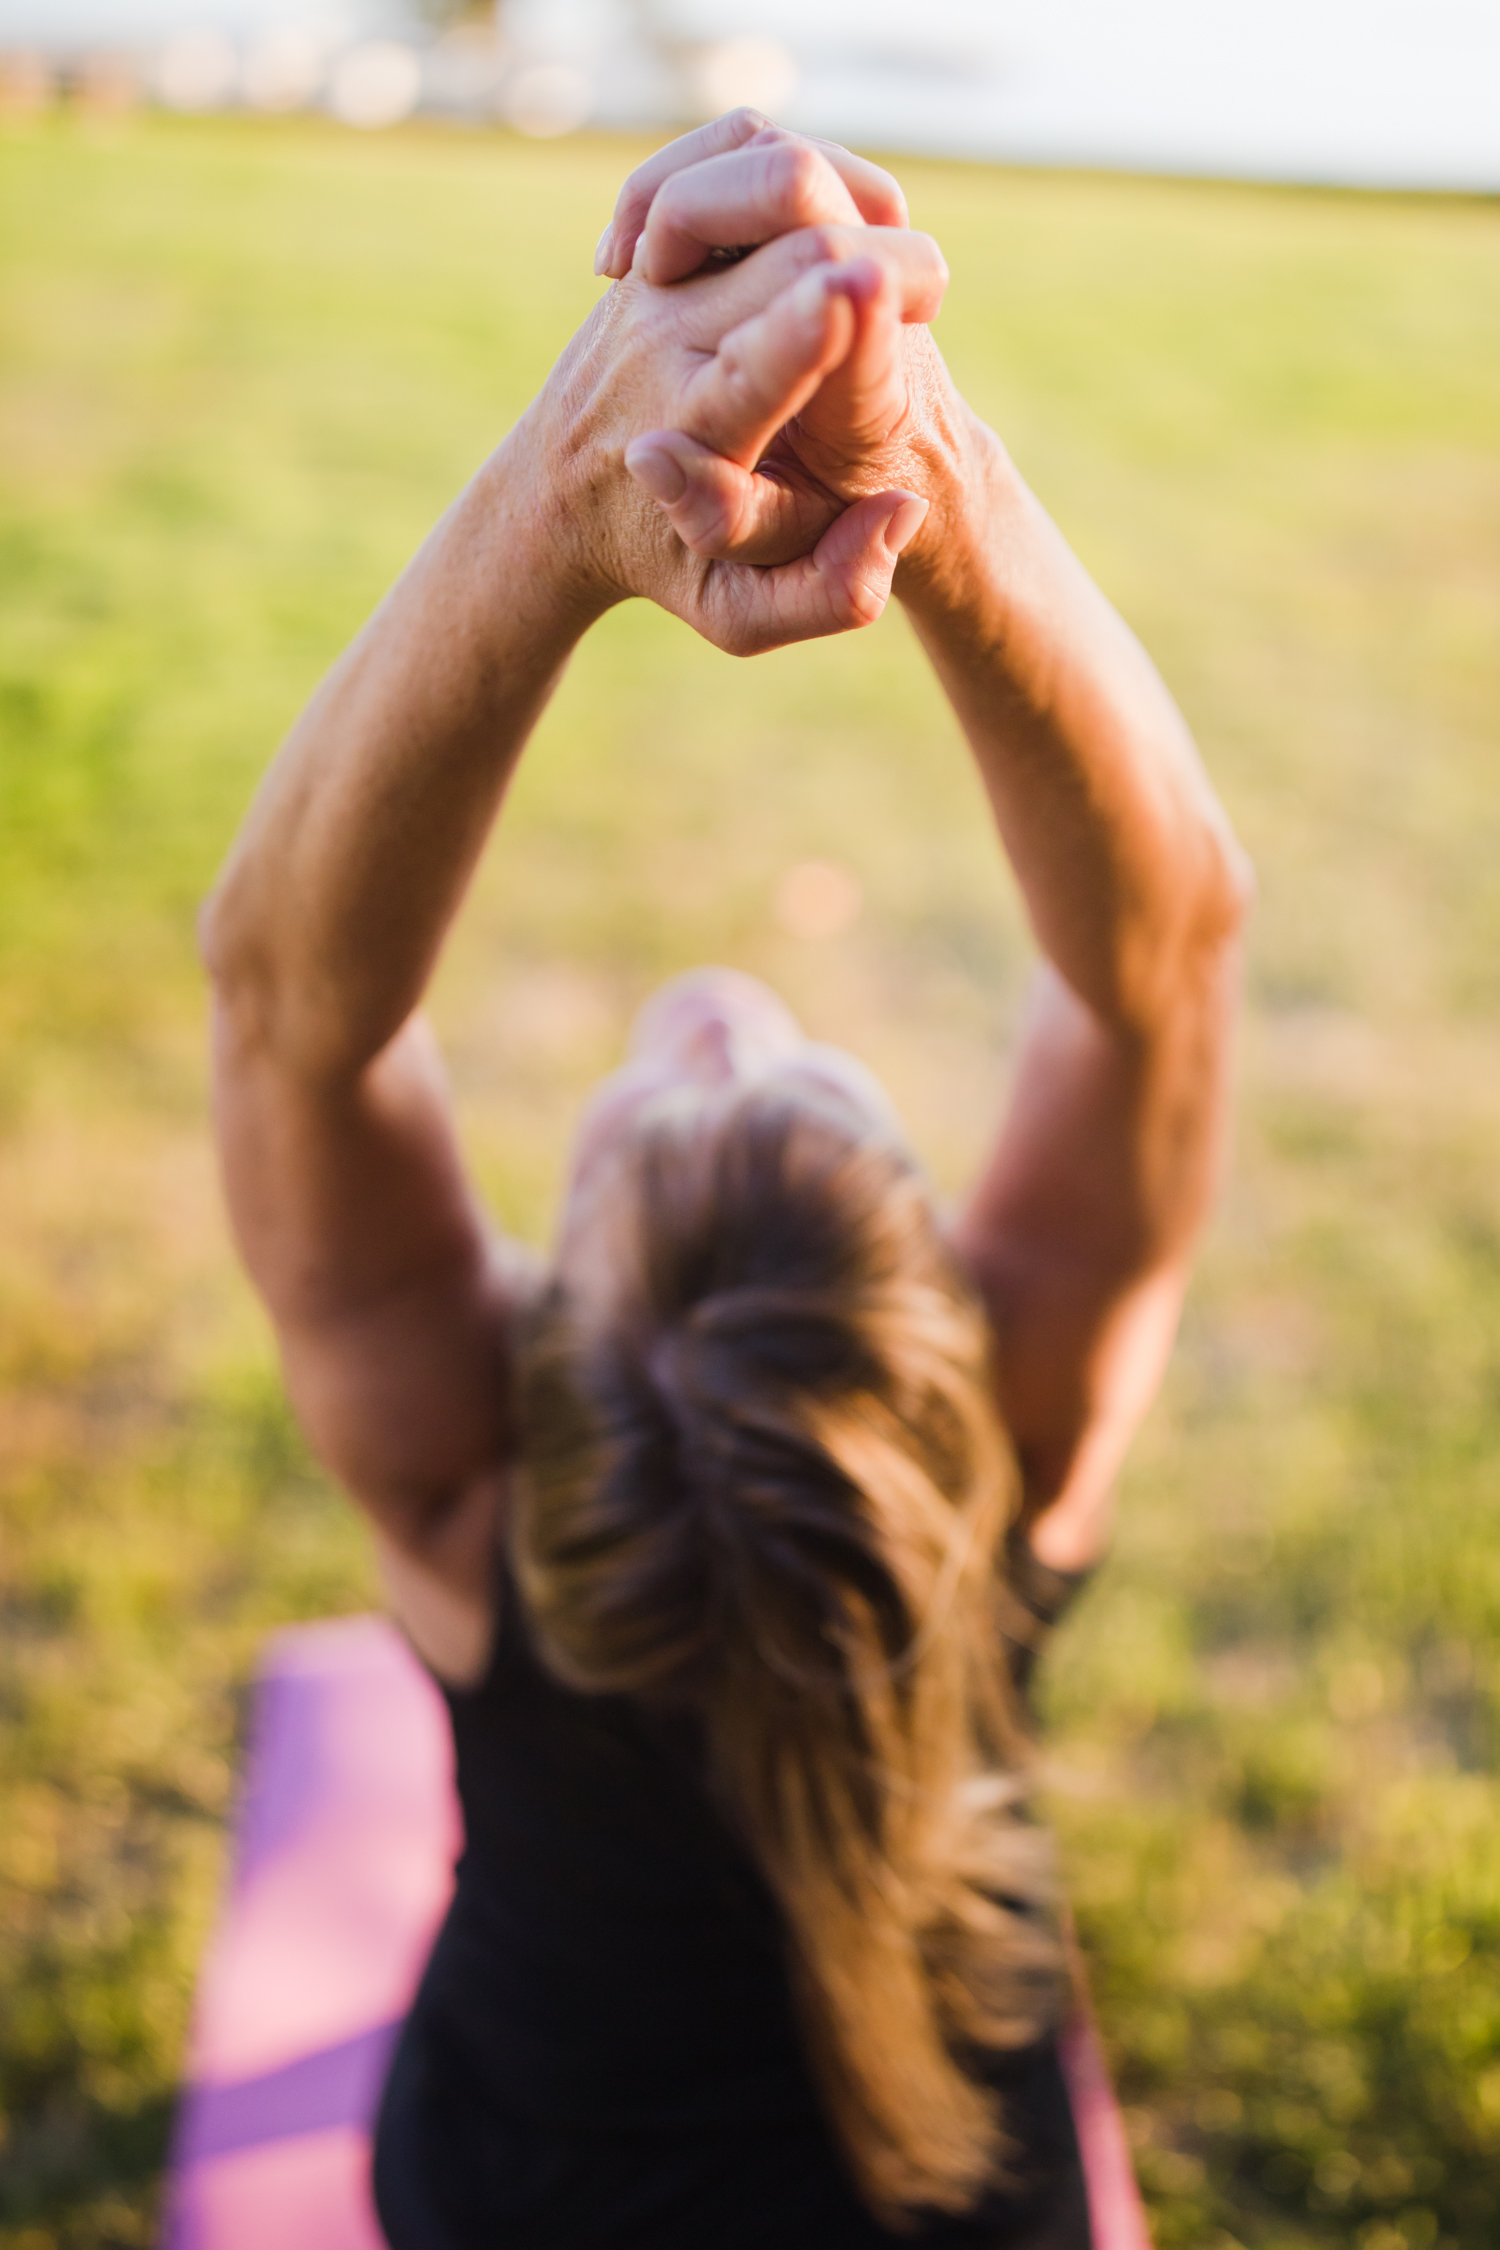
left=512, top=972, right=1062, bottom=2221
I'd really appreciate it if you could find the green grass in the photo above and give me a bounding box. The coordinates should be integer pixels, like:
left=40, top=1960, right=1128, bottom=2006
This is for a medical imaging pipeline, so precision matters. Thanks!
left=1, top=110, right=1498, bottom=2250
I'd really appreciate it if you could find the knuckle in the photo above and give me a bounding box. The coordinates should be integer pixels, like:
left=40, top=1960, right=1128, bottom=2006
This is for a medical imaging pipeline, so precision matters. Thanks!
left=840, top=572, right=889, bottom=630
left=800, top=223, right=850, bottom=268
left=717, top=346, right=759, bottom=405
left=774, top=141, right=828, bottom=212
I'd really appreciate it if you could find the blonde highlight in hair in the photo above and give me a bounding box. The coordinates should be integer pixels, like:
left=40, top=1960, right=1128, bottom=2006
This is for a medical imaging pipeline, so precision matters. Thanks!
left=511, top=1084, right=1064, bottom=2224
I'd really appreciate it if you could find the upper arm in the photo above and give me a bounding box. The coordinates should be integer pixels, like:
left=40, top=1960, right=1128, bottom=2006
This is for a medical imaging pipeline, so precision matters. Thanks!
left=952, top=959, right=1236, bottom=1569
left=211, top=1005, right=528, bottom=1573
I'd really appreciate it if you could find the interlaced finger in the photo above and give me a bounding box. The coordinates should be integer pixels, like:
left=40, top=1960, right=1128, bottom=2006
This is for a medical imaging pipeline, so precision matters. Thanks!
left=595, top=110, right=769, bottom=278
left=676, top=258, right=874, bottom=466
left=599, top=118, right=908, bottom=281
left=689, top=488, right=930, bottom=656
left=634, top=140, right=865, bottom=286
left=792, top=134, right=908, bottom=230
left=795, top=272, right=911, bottom=457
left=624, top=251, right=920, bottom=572
left=626, top=433, right=836, bottom=568
left=678, top=225, right=949, bottom=345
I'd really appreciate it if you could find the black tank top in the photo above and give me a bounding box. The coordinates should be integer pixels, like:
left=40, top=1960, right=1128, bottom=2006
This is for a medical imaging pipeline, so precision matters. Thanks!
left=373, top=1552, right=1094, bottom=2250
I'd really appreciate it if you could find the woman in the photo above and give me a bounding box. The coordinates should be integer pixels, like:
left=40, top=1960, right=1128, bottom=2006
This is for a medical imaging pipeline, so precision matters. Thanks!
left=202, top=114, right=1249, bottom=2250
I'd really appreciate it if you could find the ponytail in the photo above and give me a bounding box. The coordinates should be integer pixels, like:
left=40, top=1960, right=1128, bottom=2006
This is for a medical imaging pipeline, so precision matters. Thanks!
left=512, top=1087, right=1064, bottom=2223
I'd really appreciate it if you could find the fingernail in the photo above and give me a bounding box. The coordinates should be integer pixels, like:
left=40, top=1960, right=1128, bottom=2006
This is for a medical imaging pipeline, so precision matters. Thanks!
left=625, top=442, right=687, bottom=505
left=593, top=225, right=615, bottom=277
left=883, top=494, right=929, bottom=557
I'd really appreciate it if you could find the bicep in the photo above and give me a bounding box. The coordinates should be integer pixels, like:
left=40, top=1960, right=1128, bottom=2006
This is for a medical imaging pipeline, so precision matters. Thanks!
left=212, top=1007, right=524, bottom=1548
left=953, top=963, right=1233, bottom=1567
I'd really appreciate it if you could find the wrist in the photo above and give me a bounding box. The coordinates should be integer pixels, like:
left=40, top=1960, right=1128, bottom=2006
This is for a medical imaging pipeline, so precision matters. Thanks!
left=468, top=412, right=620, bottom=656
left=893, top=407, right=1018, bottom=623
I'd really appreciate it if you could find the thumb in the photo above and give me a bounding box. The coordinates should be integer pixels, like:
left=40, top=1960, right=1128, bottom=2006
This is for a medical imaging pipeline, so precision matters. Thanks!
left=799, top=487, right=930, bottom=630
left=706, top=488, right=930, bottom=655
left=625, top=429, right=836, bottom=566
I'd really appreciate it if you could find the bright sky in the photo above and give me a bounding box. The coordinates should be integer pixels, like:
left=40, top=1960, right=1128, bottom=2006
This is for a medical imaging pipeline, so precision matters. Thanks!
left=4, top=0, right=1496, bottom=189
left=0, top=0, right=382, bottom=35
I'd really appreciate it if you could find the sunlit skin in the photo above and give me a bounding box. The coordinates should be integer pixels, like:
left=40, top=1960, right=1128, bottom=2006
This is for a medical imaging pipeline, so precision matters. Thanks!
left=201, top=113, right=1250, bottom=1689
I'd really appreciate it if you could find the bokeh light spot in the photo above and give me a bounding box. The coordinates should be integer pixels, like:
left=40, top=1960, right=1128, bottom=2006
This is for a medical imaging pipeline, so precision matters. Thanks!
left=774, top=859, right=863, bottom=941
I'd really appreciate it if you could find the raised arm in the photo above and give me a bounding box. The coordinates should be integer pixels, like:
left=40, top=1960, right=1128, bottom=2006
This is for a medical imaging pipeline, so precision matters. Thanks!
left=201, top=205, right=941, bottom=1673
left=904, top=457, right=1250, bottom=1568
left=199, top=447, right=589, bottom=1670
left=607, top=120, right=1252, bottom=1570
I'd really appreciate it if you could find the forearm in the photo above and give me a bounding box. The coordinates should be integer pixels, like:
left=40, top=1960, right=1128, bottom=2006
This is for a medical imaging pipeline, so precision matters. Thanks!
left=901, top=424, right=1251, bottom=1039
left=201, top=420, right=607, bottom=1081
left=925, top=424, right=1248, bottom=1556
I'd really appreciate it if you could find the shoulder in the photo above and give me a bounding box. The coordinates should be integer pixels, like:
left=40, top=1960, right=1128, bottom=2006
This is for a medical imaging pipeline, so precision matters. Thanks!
left=368, top=1238, right=547, bottom=1690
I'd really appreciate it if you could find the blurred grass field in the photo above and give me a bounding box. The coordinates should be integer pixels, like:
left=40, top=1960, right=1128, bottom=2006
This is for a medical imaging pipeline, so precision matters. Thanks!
left=2, top=110, right=1499, bottom=2250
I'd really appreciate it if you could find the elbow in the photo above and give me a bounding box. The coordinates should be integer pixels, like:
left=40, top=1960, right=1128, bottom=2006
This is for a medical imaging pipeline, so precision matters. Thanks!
left=1191, top=819, right=1256, bottom=961
left=196, top=880, right=233, bottom=991
left=198, top=870, right=296, bottom=1069
left=1212, top=812, right=1256, bottom=925
left=199, top=868, right=262, bottom=1007
left=1171, top=816, right=1255, bottom=1010
left=1115, top=815, right=1254, bottom=1040
left=199, top=868, right=391, bottom=1087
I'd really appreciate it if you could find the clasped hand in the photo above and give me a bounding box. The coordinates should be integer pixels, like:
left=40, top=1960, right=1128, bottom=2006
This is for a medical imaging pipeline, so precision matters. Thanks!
left=522, top=110, right=986, bottom=657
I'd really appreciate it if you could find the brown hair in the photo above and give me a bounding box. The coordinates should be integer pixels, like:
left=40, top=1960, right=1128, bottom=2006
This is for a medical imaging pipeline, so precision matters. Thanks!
left=510, top=1081, right=1063, bottom=2225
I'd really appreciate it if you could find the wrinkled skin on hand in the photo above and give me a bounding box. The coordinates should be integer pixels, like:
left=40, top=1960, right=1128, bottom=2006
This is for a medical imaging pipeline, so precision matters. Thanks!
left=517, top=111, right=994, bottom=656
left=520, top=195, right=925, bottom=653
left=596, top=111, right=988, bottom=582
